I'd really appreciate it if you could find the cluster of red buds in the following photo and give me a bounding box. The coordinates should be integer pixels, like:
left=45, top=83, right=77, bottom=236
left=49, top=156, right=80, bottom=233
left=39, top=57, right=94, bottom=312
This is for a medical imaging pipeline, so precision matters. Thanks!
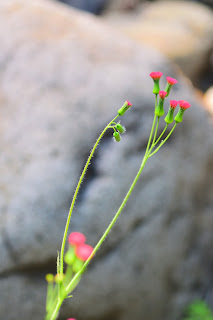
left=65, top=232, right=94, bottom=273
left=45, top=233, right=93, bottom=319
left=150, top=72, right=191, bottom=123
left=107, top=100, right=132, bottom=142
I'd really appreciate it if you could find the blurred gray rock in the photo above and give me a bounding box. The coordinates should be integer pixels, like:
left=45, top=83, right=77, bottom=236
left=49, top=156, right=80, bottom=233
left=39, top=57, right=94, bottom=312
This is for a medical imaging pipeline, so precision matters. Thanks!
left=57, top=0, right=107, bottom=14
left=0, top=1, right=213, bottom=320
left=103, top=1, right=213, bottom=81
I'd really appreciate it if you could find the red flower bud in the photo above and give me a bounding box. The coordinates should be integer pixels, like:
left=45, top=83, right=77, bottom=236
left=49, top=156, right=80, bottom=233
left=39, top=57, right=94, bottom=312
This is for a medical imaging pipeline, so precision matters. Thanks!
left=68, top=232, right=86, bottom=246
left=75, top=244, right=94, bottom=261
left=159, top=91, right=167, bottom=99
left=150, top=72, right=163, bottom=80
left=166, top=77, right=178, bottom=85
left=170, top=100, right=178, bottom=109
left=178, top=100, right=191, bottom=109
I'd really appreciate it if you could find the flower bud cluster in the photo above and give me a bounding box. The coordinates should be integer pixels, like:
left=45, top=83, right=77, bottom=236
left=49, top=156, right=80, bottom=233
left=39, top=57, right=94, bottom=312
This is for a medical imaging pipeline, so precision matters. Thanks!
left=112, top=120, right=127, bottom=142
left=65, top=232, right=94, bottom=272
left=150, top=72, right=191, bottom=123
left=45, top=232, right=94, bottom=318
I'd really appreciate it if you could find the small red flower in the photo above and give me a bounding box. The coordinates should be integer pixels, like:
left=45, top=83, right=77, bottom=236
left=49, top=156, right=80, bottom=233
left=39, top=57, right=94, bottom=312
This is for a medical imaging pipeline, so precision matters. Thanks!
left=126, top=100, right=132, bottom=106
left=67, top=318, right=77, bottom=320
left=166, top=77, right=178, bottom=85
left=178, top=100, right=191, bottom=109
left=68, top=232, right=86, bottom=246
left=170, top=100, right=178, bottom=109
left=159, top=91, right=167, bottom=99
left=75, top=244, right=94, bottom=261
left=150, top=72, right=163, bottom=80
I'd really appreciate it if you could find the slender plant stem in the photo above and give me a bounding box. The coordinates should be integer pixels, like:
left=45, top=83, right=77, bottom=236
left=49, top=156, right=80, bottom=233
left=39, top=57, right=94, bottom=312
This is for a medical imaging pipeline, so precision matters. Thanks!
left=66, top=152, right=150, bottom=294
left=149, top=122, right=177, bottom=157
left=48, top=299, right=63, bottom=320
left=145, top=94, right=158, bottom=156
left=48, top=104, right=176, bottom=320
left=65, top=108, right=160, bottom=294
left=153, top=124, right=168, bottom=146
left=152, top=116, right=159, bottom=145
left=59, top=114, right=119, bottom=275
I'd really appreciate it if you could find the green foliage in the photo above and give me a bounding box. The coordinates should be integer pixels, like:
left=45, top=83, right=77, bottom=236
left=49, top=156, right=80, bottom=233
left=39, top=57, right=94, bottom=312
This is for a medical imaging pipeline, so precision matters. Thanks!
left=184, top=301, right=213, bottom=320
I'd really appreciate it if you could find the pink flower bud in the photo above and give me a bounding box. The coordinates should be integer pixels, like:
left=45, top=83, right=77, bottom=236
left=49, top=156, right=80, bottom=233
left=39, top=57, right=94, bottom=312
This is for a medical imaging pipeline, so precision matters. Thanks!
left=178, top=100, right=191, bottom=109
left=170, top=100, right=178, bottom=109
left=75, top=244, right=94, bottom=261
left=118, top=100, right=132, bottom=115
left=150, top=72, right=163, bottom=80
left=150, top=72, right=163, bottom=94
left=159, top=91, right=167, bottom=99
left=67, top=318, right=77, bottom=320
left=175, top=100, right=191, bottom=123
left=165, top=77, right=178, bottom=97
left=68, top=232, right=86, bottom=246
left=166, top=77, right=178, bottom=85
left=126, top=100, right=132, bottom=107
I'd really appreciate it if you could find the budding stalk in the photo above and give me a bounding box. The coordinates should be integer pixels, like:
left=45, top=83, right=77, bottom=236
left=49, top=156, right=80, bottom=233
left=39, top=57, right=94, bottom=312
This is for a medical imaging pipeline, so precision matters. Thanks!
left=174, top=100, right=191, bottom=123
left=164, top=100, right=178, bottom=124
left=165, top=77, right=178, bottom=97
left=118, top=101, right=132, bottom=116
left=150, top=71, right=163, bottom=94
left=155, top=91, right=167, bottom=117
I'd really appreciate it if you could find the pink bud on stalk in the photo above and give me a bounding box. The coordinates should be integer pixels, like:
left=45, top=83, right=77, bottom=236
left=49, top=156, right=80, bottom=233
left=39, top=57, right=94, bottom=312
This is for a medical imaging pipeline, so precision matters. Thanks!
left=164, top=100, right=178, bottom=124
left=68, top=232, right=86, bottom=246
left=165, top=77, right=178, bottom=97
left=174, top=100, right=191, bottom=123
left=155, top=90, right=167, bottom=117
left=75, top=243, right=94, bottom=261
left=150, top=71, right=163, bottom=94
left=118, top=100, right=132, bottom=116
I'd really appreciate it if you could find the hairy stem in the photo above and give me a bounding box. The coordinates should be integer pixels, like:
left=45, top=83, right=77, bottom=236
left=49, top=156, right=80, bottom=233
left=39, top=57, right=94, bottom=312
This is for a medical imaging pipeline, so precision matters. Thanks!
left=59, top=115, right=119, bottom=275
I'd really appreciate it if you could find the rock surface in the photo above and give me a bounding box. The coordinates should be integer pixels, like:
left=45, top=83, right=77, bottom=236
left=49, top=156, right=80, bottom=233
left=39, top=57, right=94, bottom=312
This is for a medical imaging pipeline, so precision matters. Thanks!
left=204, top=86, right=213, bottom=117
left=0, top=1, right=213, bottom=320
left=103, top=0, right=213, bottom=81
left=57, top=0, right=107, bottom=14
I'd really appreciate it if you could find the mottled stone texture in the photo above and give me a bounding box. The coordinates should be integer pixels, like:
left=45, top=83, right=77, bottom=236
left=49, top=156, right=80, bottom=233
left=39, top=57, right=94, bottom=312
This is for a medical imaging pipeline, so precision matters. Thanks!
left=0, top=1, right=212, bottom=320
left=103, top=1, right=213, bottom=80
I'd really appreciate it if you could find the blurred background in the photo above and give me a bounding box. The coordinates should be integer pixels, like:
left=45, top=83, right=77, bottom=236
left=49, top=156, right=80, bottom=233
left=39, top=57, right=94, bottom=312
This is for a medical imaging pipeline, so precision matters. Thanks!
left=0, top=0, right=212, bottom=320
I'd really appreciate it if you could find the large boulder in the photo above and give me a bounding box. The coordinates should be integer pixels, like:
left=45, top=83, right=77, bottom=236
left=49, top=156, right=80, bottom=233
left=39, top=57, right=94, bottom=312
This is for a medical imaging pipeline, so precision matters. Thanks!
left=103, top=1, right=213, bottom=82
left=57, top=0, right=107, bottom=14
left=0, top=1, right=212, bottom=320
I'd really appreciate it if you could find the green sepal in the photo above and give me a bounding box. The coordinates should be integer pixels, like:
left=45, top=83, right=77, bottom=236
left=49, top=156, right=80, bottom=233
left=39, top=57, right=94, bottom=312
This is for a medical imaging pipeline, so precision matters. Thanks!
left=58, top=282, right=67, bottom=300
left=118, top=101, right=131, bottom=116
left=155, top=98, right=165, bottom=117
left=174, top=107, right=185, bottom=123
left=46, top=273, right=55, bottom=283
left=65, top=247, right=76, bottom=265
left=116, top=123, right=125, bottom=133
left=152, top=80, right=160, bottom=94
left=72, top=259, right=84, bottom=273
left=164, top=107, right=175, bottom=124
left=113, top=131, right=121, bottom=142
left=165, top=83, right=172, bottom=97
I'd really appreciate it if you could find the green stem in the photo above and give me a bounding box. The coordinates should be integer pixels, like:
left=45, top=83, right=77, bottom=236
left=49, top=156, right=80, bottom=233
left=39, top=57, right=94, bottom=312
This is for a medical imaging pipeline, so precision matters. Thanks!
left=65, top=107, right=161, bottom=295
left=66, top=146, right=151, bottom=295
left=145, top=95, right=157, bottom=156
left=47, top=299, right=63, bottom=320
left=48, top=113, right=175, bottom=320
left=59, top=115, right=119, bottom=275
left=153, top=124, right=168, bottom=146
left=152, top=116, right=159, bottom=145
left=149, top=122, right=177, bottom=157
